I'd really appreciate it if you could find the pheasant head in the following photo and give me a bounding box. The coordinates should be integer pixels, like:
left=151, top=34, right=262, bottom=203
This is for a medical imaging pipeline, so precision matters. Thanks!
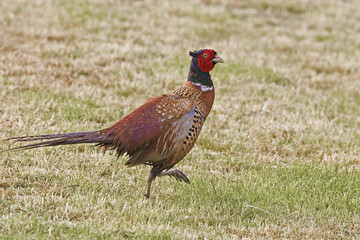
left=187, top=49, right=224, bottom=91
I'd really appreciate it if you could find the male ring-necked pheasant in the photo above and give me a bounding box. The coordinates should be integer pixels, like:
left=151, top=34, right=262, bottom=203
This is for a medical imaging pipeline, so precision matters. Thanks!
left=4, top=49, right=224, bottom=198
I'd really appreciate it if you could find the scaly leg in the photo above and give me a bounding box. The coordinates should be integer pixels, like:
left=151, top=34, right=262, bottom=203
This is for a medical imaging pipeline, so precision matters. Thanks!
left=159, top=169, right=190, bottom=183
left=145, top=167, right=190, bottom=198
left=145, top=166, right=161, bottom=198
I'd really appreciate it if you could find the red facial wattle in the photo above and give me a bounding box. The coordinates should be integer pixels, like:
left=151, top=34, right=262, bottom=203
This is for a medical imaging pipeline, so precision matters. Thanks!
left=197, top=50, right=215, bottom=72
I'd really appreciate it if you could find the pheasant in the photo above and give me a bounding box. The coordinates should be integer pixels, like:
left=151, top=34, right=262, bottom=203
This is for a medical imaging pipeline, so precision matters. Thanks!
left=3, top=49, right=224, bottom=198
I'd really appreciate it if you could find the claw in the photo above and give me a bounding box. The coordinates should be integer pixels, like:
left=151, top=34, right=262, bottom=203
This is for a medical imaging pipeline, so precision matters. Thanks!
left=160, top=169, right=190, bottom=183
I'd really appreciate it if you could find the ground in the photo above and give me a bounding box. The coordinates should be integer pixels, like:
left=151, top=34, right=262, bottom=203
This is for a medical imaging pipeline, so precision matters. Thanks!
left=1, top=0, right=360, bottom=239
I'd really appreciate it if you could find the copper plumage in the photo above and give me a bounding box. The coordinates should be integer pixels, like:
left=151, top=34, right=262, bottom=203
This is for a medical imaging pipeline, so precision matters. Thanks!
left=3, top=49, right=224, bottom=198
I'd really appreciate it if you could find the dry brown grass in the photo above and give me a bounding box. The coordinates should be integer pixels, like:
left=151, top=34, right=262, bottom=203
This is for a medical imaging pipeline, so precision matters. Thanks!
left=1, top=0, right=360, bottom=238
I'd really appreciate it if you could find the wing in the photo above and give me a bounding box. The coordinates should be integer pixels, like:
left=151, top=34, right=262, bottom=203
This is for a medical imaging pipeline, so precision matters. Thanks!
left=101, top=94, right=195, bottom=163
left=126, top=105, right=196, bottom=166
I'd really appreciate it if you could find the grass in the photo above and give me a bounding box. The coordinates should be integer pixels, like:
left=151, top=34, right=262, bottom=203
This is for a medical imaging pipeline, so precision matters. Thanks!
left=1, top=0, right=360, bottom=238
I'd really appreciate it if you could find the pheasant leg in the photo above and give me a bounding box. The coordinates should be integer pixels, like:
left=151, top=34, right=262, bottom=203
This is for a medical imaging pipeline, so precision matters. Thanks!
left=145, top=166, right=161, bottom=198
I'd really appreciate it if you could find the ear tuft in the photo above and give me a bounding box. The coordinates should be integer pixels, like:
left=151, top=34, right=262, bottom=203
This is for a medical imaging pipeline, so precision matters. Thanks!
left=189, top=51, right=197, bottom=57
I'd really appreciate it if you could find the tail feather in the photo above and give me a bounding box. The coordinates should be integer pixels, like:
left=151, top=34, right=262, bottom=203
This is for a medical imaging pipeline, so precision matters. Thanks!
left=2, top=131, right=105, bottom=152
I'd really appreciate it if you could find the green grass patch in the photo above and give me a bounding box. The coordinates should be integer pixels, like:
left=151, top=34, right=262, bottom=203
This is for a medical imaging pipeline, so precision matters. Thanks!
left=1, top=161, right=359, bottom=238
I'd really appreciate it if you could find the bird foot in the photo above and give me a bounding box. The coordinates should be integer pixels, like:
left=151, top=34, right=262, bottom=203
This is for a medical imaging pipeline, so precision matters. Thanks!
left=159, top=169, right=190, bottom=183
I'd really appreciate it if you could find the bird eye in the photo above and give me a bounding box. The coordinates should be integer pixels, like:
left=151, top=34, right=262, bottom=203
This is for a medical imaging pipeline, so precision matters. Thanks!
left=203, top=53, right=208, bottom=58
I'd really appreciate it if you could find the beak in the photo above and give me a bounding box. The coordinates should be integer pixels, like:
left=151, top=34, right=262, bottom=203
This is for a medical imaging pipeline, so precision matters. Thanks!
left=212, top=54, right=225, bottom=64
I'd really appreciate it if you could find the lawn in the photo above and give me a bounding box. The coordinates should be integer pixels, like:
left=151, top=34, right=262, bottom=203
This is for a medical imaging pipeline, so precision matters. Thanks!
left=1, top=0, right=360, bottom=238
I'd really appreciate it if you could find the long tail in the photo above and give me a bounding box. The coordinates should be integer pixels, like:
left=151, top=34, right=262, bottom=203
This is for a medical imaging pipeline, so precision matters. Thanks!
left=2, top=131, right=106, bottom=152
